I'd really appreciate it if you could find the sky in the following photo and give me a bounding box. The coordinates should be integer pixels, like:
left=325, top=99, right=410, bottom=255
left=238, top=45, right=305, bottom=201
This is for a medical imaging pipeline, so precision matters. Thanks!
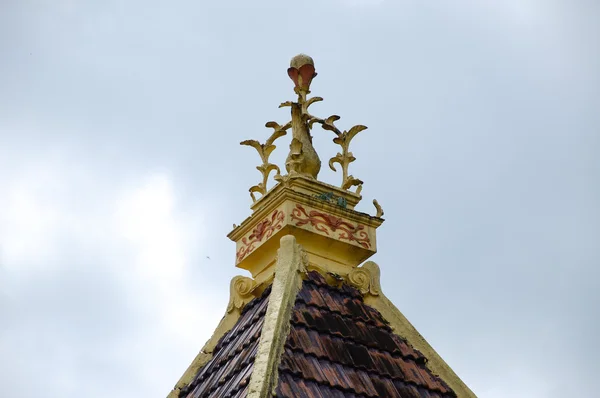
left=1, top=0, right=598, bottom=397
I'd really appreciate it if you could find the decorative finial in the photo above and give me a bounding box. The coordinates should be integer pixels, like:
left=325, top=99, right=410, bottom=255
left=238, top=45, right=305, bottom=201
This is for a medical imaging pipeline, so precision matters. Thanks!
left=288, top=54, right=317, bottom=93
left=280, top=54, right=322, bottom=179
left=240, top=55, right=371, bottom=205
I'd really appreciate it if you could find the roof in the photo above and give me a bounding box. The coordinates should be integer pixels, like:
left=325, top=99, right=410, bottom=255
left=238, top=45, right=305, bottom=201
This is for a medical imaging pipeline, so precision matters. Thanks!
left=179, top=271, right=455, bottom=398
left=180, top=286, right=271, bottom=398
left=276, top=271, right=455, bottom=398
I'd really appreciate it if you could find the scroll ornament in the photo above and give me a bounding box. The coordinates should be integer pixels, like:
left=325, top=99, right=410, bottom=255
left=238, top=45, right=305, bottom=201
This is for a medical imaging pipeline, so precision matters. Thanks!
left=226, top=276, right=257, bottom=313
left=348, top=261, right=381, bottom=296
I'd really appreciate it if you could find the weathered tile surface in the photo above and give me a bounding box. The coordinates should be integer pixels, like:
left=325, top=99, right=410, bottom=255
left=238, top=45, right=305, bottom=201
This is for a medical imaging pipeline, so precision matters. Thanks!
left=180, top=287, right=271, bottom=398
left=275, top=271, right=456, bottom=398
left=180, top=271, right=456, bottom=398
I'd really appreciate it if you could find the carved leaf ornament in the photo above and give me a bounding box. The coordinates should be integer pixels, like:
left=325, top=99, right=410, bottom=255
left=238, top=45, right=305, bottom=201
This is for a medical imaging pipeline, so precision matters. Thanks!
left=241, top=123, right=290, bottom=202
left=236, top=210, right=285, bottom=262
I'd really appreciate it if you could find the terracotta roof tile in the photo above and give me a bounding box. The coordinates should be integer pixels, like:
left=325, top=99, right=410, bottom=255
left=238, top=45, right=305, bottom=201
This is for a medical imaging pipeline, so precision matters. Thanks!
left=180, top=286, right=271, bottom=398
left=278, top=372, right=360, bottom=398
left=180, top=270, right=457, bottom=398
left=275, top=271, right=456, bottom=398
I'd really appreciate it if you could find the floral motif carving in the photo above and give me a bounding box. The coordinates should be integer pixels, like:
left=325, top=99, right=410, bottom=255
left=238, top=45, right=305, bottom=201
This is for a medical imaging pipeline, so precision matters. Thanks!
left=236, top=210, right=285, bottom=262
left=236, top=210, right=285, bottom=263
left=291, top=204, right=371, bottom=249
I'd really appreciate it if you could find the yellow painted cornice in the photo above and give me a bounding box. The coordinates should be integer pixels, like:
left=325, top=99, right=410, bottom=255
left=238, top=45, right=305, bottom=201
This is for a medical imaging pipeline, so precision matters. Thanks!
left=231, top=54, right=386, bottom=285
left=250, top=174, right=363, bottom=212
left=227, top=174, right=384, bottom=285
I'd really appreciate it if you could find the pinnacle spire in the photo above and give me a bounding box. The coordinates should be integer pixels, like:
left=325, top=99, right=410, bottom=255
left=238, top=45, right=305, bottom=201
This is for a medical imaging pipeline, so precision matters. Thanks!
left=231, top=56, right=385, bottom=285
left=241, top=54, right=373, bottom=204
left=168, top=56, right=477, bottom=398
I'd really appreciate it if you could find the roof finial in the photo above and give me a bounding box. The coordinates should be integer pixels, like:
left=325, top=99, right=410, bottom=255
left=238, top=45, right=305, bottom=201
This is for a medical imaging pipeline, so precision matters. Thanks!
left=239, top=55, right=371, bottom=204
left=279, top=54, right=322, bottom=179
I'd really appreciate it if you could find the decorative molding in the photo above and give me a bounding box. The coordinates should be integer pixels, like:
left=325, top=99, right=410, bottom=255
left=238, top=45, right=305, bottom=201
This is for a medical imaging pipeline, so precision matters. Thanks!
left=226, top=276, right=258, bottom=313
left=291, top=204, right=371, bottom=249
left=236, top=209, right=285, bottom=262
left=233, top=175, right=381, bottom=242
left=348, top=261, right=381, bottom=296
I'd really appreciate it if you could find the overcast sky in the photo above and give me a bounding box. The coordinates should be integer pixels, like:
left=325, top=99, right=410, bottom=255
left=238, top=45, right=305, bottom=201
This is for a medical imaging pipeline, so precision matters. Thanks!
left=1, top=1, right=598, bottom=397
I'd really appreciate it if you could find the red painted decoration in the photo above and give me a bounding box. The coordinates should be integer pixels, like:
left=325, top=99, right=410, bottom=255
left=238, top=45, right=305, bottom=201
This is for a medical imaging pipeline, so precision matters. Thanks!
left=291, top=204, right=371, bottom=249
left=236, top=210, right=285, bottom=262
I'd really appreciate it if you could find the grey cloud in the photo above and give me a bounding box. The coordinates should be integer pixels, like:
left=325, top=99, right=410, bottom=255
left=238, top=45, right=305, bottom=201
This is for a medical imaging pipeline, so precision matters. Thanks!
left=1, top=1, right=598, bottom=397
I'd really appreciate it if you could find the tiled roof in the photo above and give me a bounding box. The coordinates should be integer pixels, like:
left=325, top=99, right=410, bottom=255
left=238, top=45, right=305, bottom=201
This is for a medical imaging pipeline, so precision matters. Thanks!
left=179, top=286, right=271, bottom=398
left=275, top=271, right=456, bottom=398
left=180, top=271, right=456, bottom=398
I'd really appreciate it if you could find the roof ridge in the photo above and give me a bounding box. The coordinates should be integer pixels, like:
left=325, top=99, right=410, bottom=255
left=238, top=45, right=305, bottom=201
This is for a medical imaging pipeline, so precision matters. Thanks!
left=178, top=289, right=270, bottom=398
left=246, top=235, right=308, bottom=397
